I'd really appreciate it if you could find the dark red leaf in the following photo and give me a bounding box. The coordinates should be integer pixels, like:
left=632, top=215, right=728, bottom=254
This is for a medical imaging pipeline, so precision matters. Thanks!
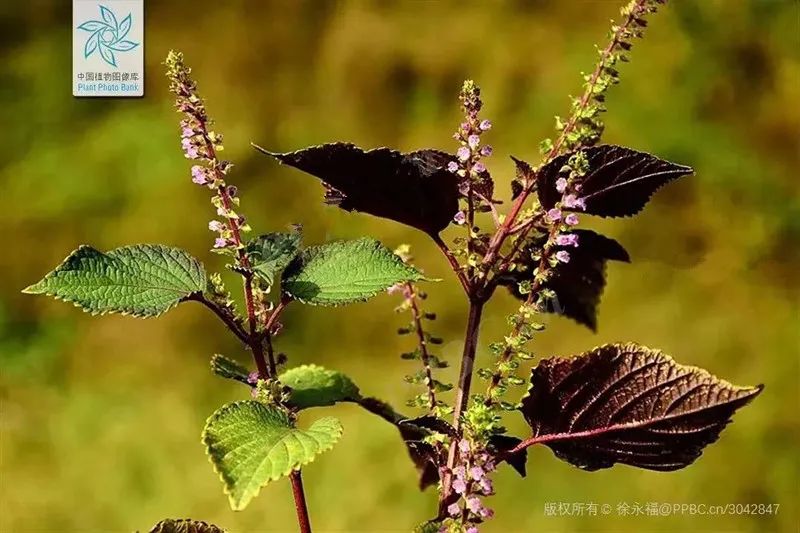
left=400, top=416, right=458, bottom=438
left=498, top=229, right=630, bottom=331
left=518, top=343, right=762, bottom=471
left=149, top=518, right=225, bottom=533
left=255, top=142, right=459, bottom=235
left=537, top=145, right=693, bottom=217
left=487, top=435, right=527, bottom=477
left=510, top=156, right=534, bottom=200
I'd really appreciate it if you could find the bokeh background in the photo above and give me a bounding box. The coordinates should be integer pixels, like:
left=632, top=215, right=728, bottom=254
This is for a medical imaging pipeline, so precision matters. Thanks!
left=1, top=1, right=798, bottom=531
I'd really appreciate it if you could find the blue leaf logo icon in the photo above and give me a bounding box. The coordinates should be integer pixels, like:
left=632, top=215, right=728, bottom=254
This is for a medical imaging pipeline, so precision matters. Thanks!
left=77, top=5, right=139, bottom=68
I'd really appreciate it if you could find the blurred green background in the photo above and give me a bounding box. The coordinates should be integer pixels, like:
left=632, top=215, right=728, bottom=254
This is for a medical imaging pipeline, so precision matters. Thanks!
left=1, top=1, right=798, bottom=531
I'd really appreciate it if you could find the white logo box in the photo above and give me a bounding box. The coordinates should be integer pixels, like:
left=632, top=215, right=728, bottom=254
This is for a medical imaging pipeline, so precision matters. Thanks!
left=73, top=0, right=144, bottom=97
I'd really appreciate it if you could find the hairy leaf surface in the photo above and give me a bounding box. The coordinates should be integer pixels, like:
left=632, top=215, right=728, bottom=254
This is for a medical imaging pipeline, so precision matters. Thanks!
left=245, top=231, right=302, bottom=285
left=210, top=354, right=250, bottom=384
left=282, top=238, right=426, bottom=305
left=149, top=519, right=226, bottom=533
left=500, top=229, right=629, bottom=330
left=519, top=343, right=762, bottom=471
left=537, top=145, right=693, bottom=217
left=23, top=244, right=205, bottom=317
left=256, top=142, right=459, bottom=235
left=280, top=364, right=362, bottom=408
left=203, top=401, right=342, bottom=510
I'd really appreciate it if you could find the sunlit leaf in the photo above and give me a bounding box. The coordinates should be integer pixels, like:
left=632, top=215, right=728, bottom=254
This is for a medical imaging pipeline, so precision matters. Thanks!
left=245, top=230, right=302, bottom=286
left=537, top=145, right=693, bottom=217
left=256, top=142, right=459, bottom=235
left=517, top=343, right=762, bottom=471
left=203, top=401, right=342, bottom=510
left=279, top=364, right=362, bottom=408
left=282, top=238, right=426, bottom=306
left=23, top=244, right=206, bottom=318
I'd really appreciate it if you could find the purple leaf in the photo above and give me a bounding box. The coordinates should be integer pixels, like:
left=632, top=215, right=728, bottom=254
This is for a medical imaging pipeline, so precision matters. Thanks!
left=499, top=229, right=630, bottom=331
left=255, top=142, right=459, bottom=235
left=537, top=145, right=693, bottom=217
left=516, top=343, right=762, bottom=471
left=487, top=435, right=527, bottom=477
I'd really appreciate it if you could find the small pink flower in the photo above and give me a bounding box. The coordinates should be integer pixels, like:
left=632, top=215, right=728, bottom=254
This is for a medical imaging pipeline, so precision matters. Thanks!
left=447, top=503, right=461, bottom=517
left=458, top=439, right=471, bottom=453
left=191, top=165, right=208, bottom=185
left=472, top=161, right=486, bottom=174
left=214, top=237, right=228, bottom=249
left=555, top=233, right=579, bottom=247
left=565, top=213, right=579, bottom=226
left=247, top=371, right=259, bottom=385
left=447, top=161, right=459, bottom=173
left=479, top=119, right=492, bottom=131
left=453, top=465, right=466, bottom=480
left=457, top=146, right=471, bottom=161
left=469, top=465, right=484, bottom=480
left=453, top=211, right=466, bottom=225
left=466, top=496, right=483, bottom=514
left=480, top=145, right=493, bottom=157
left=181, top=127, right=194, bottom=138
left=479, top=477, right=493, bottom=495
left=555, top=250, right=571, bottom=263
left=563, top=194, right=586, bottom=210
left=556, top=177, right=568, bottom=193
left=208, top=220, right=224, bottom=232
left=468, top=134, right=480, bottom=149
left=546, top=208, right=562, bottom=222
left=386, top=283, right=404, bottom=295
left=453, top=479, right=467, bottom=494
left=466, top=527, right=479, bottom=533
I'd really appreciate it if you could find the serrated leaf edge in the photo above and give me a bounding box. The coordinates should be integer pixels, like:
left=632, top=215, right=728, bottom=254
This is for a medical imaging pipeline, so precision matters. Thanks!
left=282, top=238, right=429, bottom=306
left=22, top=244, right=206, bottom=319
left=201, top=401, right=344, bottom=511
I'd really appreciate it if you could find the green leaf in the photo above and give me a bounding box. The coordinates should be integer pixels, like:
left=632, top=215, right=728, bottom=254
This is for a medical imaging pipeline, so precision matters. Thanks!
left=23, top=244, right=205, bottom=317
left=279, top=364, right=362, bottom=409
left=210, top=354, right=250, bottom=384
left=245, top=231, right=302, bottom=285
left=203, top=401, right=343, bottom=510
left=148, top=518, right=226, bottom=533
left=282, top=238, right=425, bottom=305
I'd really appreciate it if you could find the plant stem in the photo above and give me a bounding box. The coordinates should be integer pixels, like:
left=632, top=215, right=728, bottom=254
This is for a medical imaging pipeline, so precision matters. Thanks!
left=441, top=300, right=484, bottom=504
left=404, top=282, right=437, bottom=412
left=289, top=470, right=312, bottom=533
left=479, top=0, right=649, bottom=272
left=432, top=234, right=470, bottom=294
left=186, top=292, right=249, bottom=344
